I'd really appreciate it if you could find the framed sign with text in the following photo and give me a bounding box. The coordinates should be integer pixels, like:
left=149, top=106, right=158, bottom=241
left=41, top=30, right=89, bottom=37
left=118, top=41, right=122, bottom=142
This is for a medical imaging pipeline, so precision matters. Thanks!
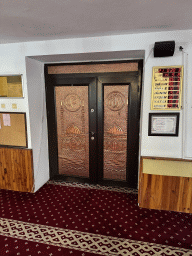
left=151, top=66, right=183, bottom=110
left=148, top=113, right=179, bottom=136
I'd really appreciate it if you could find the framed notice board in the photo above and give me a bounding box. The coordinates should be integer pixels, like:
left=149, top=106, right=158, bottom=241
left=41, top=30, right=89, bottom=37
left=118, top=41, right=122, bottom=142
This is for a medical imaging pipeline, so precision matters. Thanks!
left=0, top=112, right=27, bottom=148
left=151, top=66, right=183, bottom=110
left=0, top=75, right=23, bottom=98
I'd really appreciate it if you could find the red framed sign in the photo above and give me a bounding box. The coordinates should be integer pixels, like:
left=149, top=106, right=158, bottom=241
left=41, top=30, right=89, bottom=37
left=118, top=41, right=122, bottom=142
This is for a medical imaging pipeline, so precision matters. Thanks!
left=151, top=66, right=183, bottom=110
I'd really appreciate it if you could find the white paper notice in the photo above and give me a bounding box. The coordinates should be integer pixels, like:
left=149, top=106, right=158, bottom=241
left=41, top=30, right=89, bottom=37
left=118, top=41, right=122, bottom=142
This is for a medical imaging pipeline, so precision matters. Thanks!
left=3, top=114, right=11, bottom=126
left=151, top=117, right=176, bottom=134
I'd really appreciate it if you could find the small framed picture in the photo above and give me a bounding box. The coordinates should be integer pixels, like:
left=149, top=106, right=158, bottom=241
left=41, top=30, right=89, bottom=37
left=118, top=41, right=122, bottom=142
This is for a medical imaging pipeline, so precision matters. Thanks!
left=148, top=113, right=180, bottom=136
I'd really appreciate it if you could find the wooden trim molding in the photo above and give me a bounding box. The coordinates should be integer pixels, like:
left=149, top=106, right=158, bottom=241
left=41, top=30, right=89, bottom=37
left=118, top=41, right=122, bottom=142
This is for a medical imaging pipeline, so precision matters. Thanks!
left=48, top=62, right=138, bottom=74
left=138, top=156, right=192, bottom=213
left=0, top=147, right=34, bottom=192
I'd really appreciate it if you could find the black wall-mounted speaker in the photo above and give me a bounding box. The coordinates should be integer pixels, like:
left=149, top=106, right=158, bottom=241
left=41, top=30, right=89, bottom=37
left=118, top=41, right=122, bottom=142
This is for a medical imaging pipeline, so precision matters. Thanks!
left=154, top=41, right=175, bottom=57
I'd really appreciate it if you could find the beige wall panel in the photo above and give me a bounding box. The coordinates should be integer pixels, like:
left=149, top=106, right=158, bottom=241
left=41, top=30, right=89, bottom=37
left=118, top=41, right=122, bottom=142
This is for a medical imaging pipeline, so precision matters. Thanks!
left=143, top=158, right=192, bottom=178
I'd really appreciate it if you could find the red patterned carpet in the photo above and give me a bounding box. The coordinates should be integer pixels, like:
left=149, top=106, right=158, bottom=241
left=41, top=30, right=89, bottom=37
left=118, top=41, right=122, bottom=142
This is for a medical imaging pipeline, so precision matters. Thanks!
left=0, top=181, right=192, bottom=256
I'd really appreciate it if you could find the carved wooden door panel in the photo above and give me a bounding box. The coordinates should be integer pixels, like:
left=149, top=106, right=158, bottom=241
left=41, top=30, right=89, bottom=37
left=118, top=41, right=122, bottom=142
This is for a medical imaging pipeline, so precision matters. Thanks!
left=103, top=85, right=129, bottom=181
left=54, top=83, right=130, bottom=182
left=55, top=86, right=89, bottom=177
left=50, top=77, right=97, bottom=182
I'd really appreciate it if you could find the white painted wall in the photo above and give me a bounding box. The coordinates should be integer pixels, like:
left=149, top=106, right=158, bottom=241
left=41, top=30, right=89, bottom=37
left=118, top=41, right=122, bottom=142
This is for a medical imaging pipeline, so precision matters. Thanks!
left=0, top=29, right=192, bottom=191
left=25, top=58, right=49, bottom=192
left=141, top=46, right=183, bottom=158
left=0, top=43, right=32, bottom=148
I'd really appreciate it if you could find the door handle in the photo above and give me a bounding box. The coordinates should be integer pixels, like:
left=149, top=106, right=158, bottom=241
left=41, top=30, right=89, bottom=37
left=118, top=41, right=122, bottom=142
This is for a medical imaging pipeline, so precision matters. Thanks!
left=90, top=131, right=95, bottom=141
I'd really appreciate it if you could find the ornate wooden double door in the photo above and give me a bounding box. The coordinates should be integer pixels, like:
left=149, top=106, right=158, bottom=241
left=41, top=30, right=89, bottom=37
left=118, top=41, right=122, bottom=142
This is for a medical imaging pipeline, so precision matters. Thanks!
left=45, top=70, right=141, bottom=188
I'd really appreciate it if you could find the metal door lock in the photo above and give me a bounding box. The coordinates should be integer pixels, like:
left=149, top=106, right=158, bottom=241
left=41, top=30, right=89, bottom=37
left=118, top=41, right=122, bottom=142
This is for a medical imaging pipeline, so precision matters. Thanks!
left=91, top=109, right=94, bottom=113
left=91, top=136, right=95, bottom=140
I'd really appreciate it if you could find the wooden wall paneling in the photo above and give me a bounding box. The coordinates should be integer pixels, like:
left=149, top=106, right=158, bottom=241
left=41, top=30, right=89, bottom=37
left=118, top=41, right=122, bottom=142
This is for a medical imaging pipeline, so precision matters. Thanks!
left=4, top=148, right=12, bottom=190
left=48, top=62, right=138, bottom=74
left=16, top=149, right=24, bottom=191
left=168, top=176, right=181, bottom=211
left=0, top=148, right=34, bottom=192
left=11, top=149, right=17, bottom=191
left=178, top=177, right=192, bottom=212
left=139, top=157, right=192, bottom=213
left=0, top=148, right=6, bottom=189
left=25, top=149, right=34, bottom=191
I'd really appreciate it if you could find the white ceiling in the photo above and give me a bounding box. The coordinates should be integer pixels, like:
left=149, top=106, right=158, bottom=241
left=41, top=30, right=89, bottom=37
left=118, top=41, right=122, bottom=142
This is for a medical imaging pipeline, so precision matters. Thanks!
left=0, top=0, right=192, bottom=44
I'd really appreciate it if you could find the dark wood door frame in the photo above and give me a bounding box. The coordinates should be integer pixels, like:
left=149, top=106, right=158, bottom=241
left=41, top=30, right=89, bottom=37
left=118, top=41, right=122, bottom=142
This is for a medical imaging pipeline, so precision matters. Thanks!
left=44, top=76, right=97, bottom=184
left=97, top=74, right=141, bottom=188
left=44, top=60, right=143, bottom=188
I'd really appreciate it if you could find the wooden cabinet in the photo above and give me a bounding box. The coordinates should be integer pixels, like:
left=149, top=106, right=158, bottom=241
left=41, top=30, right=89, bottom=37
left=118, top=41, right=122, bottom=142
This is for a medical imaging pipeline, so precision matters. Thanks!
left=0, top=147, right=34, bottom=192
left=138, top=157, right=192, bottom=213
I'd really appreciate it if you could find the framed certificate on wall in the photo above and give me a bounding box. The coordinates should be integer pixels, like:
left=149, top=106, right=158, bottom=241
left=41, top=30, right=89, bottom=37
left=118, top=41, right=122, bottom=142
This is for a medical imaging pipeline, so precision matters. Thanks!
left=151, top=66, right=183, bottom=110
left=148, top=113, right=179, bottom=136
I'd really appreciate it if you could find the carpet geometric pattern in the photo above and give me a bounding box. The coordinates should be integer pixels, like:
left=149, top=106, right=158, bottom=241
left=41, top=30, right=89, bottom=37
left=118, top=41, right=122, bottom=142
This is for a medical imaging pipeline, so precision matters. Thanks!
left=0, top=181, right=192, bottom=256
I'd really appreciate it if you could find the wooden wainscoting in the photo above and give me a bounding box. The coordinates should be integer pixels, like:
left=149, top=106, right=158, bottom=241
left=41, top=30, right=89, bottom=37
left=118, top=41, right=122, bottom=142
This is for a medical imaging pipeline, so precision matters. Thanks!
left=0, top=147, right=34, bottom=192
left=138, top=157, right=192, bottom=213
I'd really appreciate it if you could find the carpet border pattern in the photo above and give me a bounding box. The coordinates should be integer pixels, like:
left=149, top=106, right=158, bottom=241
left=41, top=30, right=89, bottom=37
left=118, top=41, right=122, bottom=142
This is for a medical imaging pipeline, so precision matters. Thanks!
left=47, top=180, right=138, bottom=194
left=1, top=217, right=192, bottom=256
